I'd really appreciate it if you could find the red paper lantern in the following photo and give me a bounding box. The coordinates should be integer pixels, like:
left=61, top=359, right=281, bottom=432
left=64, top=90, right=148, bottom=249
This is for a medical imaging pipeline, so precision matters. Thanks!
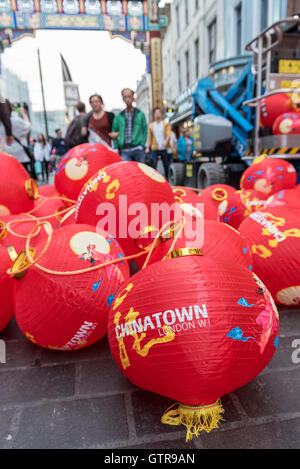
left=108, top=253, right=279, bottom=440
left=198, top=184, right=236, bottom=220
left=13, top=224, right=130, bottom=350
left=272, top=112, right=300, bottom=135
left=75, top=162, right=178, bottom=257
left=0, top=214, right=38, bottom=253
left=240, top=157, right=297, bottom=196
left=54, top=143, right=121, bottom=202
left=264, top=188, right=300, bottom=213
left=239, top=206, right=300, bottom=306
left=58, top=207, right=76, bottom=228
left=0, top=245, right=14, bottom=332
left=260, top=93, right=294, bottom=128
left=38, top=185, right=60, bottom=199
left=143, top=220, right=253, bottom=270
left=32, top=197, right=72, bottom=230
left=173, top=187, right=219, bottom=221
left=0, top=152, right=38, bottom=214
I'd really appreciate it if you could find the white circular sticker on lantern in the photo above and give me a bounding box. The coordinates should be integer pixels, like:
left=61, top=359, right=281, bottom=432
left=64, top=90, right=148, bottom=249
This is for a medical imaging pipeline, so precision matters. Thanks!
left=138, top=163, right=166, bottom=183
left=0, top=205, right=11, bottom=216
left=279, top=118, right=293, bottom=134
left=254, top=178, right=273, bottom=195
left=218, top=200, right=228, bottom=216
left=276, top=286, right=300, bottom=306
left=181, top=203, right=203, bottom=220
left=65, top=158, right=89, bottom=181
left=70, top=231, right=110, bottom=257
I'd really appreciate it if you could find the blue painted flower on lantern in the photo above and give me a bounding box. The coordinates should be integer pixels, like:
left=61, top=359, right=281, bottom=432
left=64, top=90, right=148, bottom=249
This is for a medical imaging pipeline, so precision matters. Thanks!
left=227, top=327, right=255, bottom=343
left=238, top=298, right=255, bottom=308
left=274, top=336, right=279, bottom=349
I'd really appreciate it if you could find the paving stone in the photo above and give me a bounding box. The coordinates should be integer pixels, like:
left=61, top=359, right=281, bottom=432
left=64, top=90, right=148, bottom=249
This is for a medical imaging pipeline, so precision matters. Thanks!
left=233, top=369, right=300, bottom=417
left=0, top=364, right=76, bottom=407
left=0, top=317, right=26, bottom=342
left=267, top=335, right=300, bottom=369
left=1, top=339, right=39, bottom=369
left=199, top=418, right=300, bottom=449
left=0, top=410, right=15, bottom=448
left=12, top=396, right=129, bottom=449
left=77, top=359, right=136, bottom=396
left=36, top=335, right=111, bottom=366
left=278, top=310, right=300, bottom=335
left=131, top=391, right=241, bottom=439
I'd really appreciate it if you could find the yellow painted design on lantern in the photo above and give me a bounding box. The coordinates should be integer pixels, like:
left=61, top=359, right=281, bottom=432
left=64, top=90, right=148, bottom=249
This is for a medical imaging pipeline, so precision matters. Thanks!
left=268, top=228, right=300, bottom=248
left=106, top=179, right=120, bottom=200
left=112, top=283, right=134, bottom=311
left=114, top=311, right=130, bottom=369
left=252, top=244, right=272, bottom=259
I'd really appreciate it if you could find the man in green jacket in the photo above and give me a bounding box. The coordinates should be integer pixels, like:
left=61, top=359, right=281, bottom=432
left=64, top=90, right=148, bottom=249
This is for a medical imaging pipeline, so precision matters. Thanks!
left=112, top=88, right=148, bottom=163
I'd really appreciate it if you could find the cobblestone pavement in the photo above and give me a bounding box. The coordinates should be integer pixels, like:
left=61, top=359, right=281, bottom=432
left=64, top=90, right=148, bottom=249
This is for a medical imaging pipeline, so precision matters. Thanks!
left=0, top=306, right=299, bottom=450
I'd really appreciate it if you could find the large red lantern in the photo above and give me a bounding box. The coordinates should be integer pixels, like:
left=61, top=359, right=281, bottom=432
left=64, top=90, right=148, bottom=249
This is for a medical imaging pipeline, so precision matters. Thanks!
left=38, top=185, right=60, bottom=199
left=142, top=219, right=253, bottom=271
left=12, top=224, right=130, bottom=350
left=240, top=157, right=297, bottom=196
left=108, top=253, right=279, bottom=440
left=75, top=162, right=178, bottom=257
left=239, top=207, right=300, bottom=306
left=0, top=214, right=38, bottom=253
left=264, top=188, right=300, bottom=213
left=0, top=245, right=15, bottom=332
left=272, top=112, right=300, bottom=135
left=173, top=187, right=219, bottom=221
left=54, top=143, right=121, bottom=202
left=0, top=152, right=38, bottom=214
left=260, top=93, right=294, bottom=128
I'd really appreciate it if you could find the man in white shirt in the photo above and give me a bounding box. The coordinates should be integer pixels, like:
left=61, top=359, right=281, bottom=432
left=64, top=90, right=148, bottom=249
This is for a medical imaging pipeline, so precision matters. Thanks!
left=146, top=107, right=171, bottom=178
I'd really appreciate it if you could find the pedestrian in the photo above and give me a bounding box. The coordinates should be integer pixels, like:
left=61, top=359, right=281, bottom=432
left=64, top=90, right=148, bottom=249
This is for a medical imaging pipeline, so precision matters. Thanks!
left=51, top=128, right=68, bottom=168
left=177, top=128, right=195, bottom=162
left=81, top=94, right=115, bottom=149
left=65, top=102, right=89, bottom=150
left=34, top=133, right=52, bottom=182
left=168, top=124, right=178, bottom=160
left=3, top=101, right=31, bottom=173
left=0, top=97, right=13, bottom=151
left=146, top=107, right=171, bottom=178
left=112, top=88, right=148, bottom=163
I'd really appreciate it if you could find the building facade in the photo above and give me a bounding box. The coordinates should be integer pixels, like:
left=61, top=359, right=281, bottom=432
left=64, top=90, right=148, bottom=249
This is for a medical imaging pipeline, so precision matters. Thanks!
left=161, top=0, right=294, bottom=130
left=135, top=71, right=152, bottom=123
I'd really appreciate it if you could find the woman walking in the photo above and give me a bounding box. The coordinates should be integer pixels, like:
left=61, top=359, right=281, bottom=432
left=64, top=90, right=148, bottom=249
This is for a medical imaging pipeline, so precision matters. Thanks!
left=34, top=133, right=52, bottom=182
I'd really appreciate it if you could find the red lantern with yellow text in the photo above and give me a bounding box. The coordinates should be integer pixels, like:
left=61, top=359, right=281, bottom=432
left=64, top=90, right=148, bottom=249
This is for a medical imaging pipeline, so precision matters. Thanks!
left=108, top=252, right=279, bottom=441
left=75, top=162, right=178, bottom=257
left=55, top=143, right=121, bottom=202
left=240, top=157, right=297, bottom=196
left=239, top=207, right=300, bottom=306
left=0, top=245, right=15, bottom=332
left=12, top=224, right=130, bottom=350
left=0, top=152, right=38, bottom=215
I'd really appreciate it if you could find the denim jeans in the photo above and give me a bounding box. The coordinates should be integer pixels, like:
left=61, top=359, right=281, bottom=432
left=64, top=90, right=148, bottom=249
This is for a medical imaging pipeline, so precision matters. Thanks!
left=121, top=148, right=145, bottom=163
left=151, top=150, right=172, bottom=179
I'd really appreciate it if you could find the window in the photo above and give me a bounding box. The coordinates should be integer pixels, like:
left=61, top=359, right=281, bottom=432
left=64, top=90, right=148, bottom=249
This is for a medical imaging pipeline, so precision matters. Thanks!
left=195, top=38, right=199, bottom=79
left=235, top=3, right=242, bottom=56
left=185, top=50, right=190, bottom=86
left=261, top=0, right=269, bottom=31
left=208, top=19, right=217, bottom=65
left=185, top=0, right=189, bottom=27
left=177, top=60, right=182, bottom=93
left=176, top=4, right=180, bottom=37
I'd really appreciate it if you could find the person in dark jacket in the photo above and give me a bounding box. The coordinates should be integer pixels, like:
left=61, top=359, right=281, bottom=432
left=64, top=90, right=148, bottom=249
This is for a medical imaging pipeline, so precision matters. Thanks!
left=0, top=100, right=14, bottom=150
left=81, top=94, right=115, bottom=149
left=51, top=128, right=68, bottom=168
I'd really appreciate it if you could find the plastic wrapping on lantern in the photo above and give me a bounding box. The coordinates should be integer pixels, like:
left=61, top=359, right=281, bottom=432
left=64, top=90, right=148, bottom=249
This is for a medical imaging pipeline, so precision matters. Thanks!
left=0, top=152, right=38, bottom=214
left=108, top=254, right=279, bottom=441
left=0, top=245, right=15, bottom=332
left=55, top=143, right=121, bottom=202
left=240, top=157, right=297, bottom=196
left=75, top=162, right=179, bottom=258
left=12, top=224, right=130, bottom=350
left=239, top=206, right=300, bottom=306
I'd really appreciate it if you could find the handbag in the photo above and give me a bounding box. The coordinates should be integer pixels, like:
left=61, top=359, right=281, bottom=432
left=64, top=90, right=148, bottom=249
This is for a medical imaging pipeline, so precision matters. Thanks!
left=34, top=160, right=42, bottom=175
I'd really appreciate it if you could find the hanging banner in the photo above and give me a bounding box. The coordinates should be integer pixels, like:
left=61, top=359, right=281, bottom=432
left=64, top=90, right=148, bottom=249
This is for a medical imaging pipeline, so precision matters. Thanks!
left=150, top=33, right=163, bottom=111
left=0, top=0, right=167, bottom=31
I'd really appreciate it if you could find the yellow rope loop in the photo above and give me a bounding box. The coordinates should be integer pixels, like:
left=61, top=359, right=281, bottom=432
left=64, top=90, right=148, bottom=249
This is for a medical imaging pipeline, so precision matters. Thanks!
left=5, top=214, right=39, bottom=239
left=212, top=188, right=228, bottom=202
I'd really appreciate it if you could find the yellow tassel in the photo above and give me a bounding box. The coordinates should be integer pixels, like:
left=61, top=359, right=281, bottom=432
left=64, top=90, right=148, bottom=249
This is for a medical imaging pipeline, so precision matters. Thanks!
left=161, top=400, right=225, bottom=442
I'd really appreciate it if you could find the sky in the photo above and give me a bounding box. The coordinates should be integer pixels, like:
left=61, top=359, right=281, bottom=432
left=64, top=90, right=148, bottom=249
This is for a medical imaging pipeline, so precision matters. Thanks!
left=1, top=28, right=149, bottom=112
